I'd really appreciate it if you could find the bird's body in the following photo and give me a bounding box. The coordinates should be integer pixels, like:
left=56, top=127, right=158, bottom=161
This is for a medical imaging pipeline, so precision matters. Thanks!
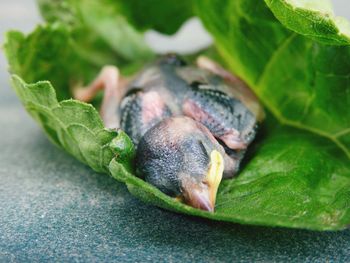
left=75, top=54, right=263, bottom=211
left=120, top=55, right=259, bottom=148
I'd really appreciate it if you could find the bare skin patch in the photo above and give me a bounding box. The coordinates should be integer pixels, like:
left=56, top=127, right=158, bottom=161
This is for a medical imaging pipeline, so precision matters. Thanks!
left=183, top=99, right=246, bottom=150
left=141, top=91, right=169, bottom=129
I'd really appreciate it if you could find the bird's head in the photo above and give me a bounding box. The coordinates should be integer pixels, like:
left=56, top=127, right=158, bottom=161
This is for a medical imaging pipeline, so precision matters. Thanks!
left=136, top=117, right=226, bottom=212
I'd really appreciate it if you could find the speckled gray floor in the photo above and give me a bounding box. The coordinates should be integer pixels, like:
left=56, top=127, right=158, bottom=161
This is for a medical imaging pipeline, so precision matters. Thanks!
left=1, top=1, right=350, bottom=262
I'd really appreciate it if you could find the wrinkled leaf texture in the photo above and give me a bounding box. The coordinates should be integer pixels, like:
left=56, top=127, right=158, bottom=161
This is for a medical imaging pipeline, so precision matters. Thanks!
left=4, top=0, right=350, bottom=230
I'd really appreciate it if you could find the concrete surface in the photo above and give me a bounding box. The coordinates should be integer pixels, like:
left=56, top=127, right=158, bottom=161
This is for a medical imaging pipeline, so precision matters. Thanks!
left=1, top=1, right=350, bottom=262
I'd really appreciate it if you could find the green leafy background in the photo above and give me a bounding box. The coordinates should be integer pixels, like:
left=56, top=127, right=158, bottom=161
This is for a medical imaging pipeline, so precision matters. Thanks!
left=4, top=0, right=350, bottom=230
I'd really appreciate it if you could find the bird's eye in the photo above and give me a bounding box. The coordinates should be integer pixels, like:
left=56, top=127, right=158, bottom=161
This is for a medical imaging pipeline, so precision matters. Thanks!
left=202, top=181, right=209, bottom=186
left=198, top=140, right=209, bottom=156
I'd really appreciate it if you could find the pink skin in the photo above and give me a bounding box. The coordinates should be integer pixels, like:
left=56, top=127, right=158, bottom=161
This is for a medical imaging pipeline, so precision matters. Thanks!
left=196, top=56, right=264, bottom=122
left=182, top=182, right=213, bottom=212
left=75, top=58, right=250, bottom=195
left=75, top=67, right=167, bottom=132
left=220, top=130, right=247, bottom=150
left=141, top=91, right=167, bottom=128
left=74, top=65, right=129, bottom=129
left=183, top=99, right=246, bottom=151
left=156, top=117, right=238, bottom=179
left=190, top=117, right=240, bottom=178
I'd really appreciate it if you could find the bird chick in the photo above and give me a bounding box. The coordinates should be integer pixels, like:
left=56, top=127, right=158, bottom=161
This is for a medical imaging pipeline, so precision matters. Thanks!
left=136, top=117, right=228, bottom=211
left=74, top=54, right=263, bottom=212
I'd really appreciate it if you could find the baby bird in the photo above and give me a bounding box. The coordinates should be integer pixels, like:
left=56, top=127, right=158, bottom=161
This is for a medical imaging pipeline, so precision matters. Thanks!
left=75, top=54, right=263, bottom=212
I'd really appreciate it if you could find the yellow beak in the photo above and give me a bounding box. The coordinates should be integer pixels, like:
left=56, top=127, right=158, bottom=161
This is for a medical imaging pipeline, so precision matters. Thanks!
left=205, top=150, right=224, bottom=210
left=179, top=150, right=224, bottom=212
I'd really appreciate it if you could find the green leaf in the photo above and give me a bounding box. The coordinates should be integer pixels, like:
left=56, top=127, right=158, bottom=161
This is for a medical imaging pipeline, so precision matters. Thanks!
left=195, top=0, right=350, bottom=159
left=110, top=125, right=350, bottom=230
left=265, top=0, right=350, bottom=45
left=10, top=75, right=118, bottom=173
left=38, top=0, right=193, bottom=35
left=10, top=73, right=350, bottom=230
left=4, top=1, right=154, bottom=100
left=114, top=0, right=194, bottom=35
left=37, top=0, right=154, bottom=62
left=4, top=25, right=99, bottom=101
left=5, top=0, right=350, bottom=230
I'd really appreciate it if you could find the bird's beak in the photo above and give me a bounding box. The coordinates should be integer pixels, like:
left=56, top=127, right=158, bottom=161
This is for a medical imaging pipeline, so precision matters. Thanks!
left=205, top=150, right=224, bottom=210
left=182, top=150, right=224, bottom=212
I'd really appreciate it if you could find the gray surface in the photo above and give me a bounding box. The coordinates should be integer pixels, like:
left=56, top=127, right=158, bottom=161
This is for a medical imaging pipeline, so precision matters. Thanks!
left=1, top=1, right=350, bottom=262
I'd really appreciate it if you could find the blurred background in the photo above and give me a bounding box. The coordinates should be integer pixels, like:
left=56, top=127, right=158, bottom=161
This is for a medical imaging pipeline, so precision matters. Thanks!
left=1, top=0, right=350, bottom=95
left=1, top=1, right=350, bottom=262
left=1, top=0, right=350, bottom=54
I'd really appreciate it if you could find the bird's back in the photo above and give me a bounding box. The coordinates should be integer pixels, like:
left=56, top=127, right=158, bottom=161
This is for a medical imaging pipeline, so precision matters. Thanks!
left=120, top=54, right=259, bottom=148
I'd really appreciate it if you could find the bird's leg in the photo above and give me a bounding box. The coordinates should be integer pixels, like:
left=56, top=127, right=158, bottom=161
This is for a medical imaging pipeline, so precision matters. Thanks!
left=74, top=66, right=129, bottom=129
